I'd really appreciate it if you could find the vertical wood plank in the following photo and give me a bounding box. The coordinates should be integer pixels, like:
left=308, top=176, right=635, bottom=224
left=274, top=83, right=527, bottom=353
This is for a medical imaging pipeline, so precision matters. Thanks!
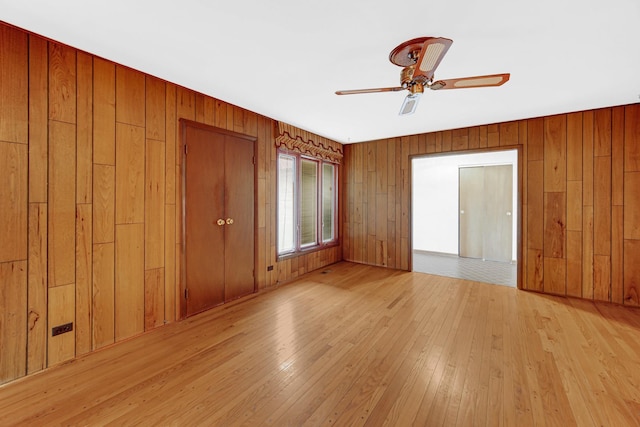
left=76, top=52, right=93, bottom=204
left=582, top=111, right=594, bottom=206
left=0, top=141, right=27, bottom=262
left=594, top=108, right=612, bottom=157
left=611, top=107, right=624, bottom=206
left=566, top=230, right=582, bottom=297
left=543, top=115, right=567, bottom=192
left=165, top=84, right=177, bottom=203
left=27, top=203, right=47, bottom=374
left=115, top=65, right=145, bottom=127
left=93, top=58, right=116, bottom=165
left=92, top=242, right=115, bottom=349
left=28, top=35, right=48, bottom=202
left=527, top=161, right=544, bottom=250
left=0, top=25, right=28, bottom=144
left=582, top=206, right=594, bottom=299
left=593, top=156, right=611, bottom=255
left=611, top=206, right=624, bottom=304
left=164, top=205, right=176, bottom=323
left=75, top=204, right=92, bottom=356
left=145, top=139, right=165, bottom=269
left=499, top=121, right=518, bottom=146
left=145, top=268, right=164, bottom=330
left=48, top=42, right=76, bottom=123
left=624, top=104, right=640, bottom=171
left=93, top=165, right=115, bottom=244
left=115, top=123, right=145, bottom=224
left=544, top=192, right=566, bottom=258
left=47, top=283, right=75, bottom=366
left=48, top=121, right=76, bottom=287
left=593, top=255, right=611, bottom=302
left=0, top=261, right=27, bottom=384
left=566, top=112, right=582, bottom=181
left=544, top=257, right=566, bottom=295
left=526, top=249, right=543, bottom=291
left=623, top=239, right=640, bottom=306
left=115, top=223, right=145, bottom=341
left=145, top=76, right=166, bottom=141
left=527, top=118, right=544, bottom=161
left=624, top=172, right=640, bottom=239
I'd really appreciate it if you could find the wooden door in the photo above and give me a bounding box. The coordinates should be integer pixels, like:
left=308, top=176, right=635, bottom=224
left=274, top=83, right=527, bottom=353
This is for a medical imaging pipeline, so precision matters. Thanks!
left=223, top=135, right=255, bottom=301
left=184, top=123, right=255, bottom=316
left=185, top=125, right=225, bottom=316
left=483, top=165, right=513, bottom=262
left=459, top=167, right=485, bottom=258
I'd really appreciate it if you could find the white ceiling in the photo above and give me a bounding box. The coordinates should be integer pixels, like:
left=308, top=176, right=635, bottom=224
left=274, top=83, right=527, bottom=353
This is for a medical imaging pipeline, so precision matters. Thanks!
left=1, top=0, right=639, bottom=144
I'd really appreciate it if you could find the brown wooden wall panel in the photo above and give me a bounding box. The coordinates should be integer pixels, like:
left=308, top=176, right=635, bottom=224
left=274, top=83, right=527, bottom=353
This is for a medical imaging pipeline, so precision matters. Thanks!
left=92, top=242, right=115, bottom=349
left=28, top=35, right=48, bottom=203
left=115, top=123, right=145, bottom=224
left=27, top=203, right=47, bottom=374
left=145, top=139, right=165, bottom=269
left=47, top=283, right=75, bottom=366
left=0, top=23, right=343, bottom=386
left=0, top=261, right=27, bottom=385
left=93, top=58, right=116, bottom=166
left=48, top=43, right=76, bottom=124
left=116, top=66, right=145, bottom=127
left=343, top=103, right=638, bottom=303
left=75, top=203, right=93, bottom=356
left=0, top=141, right=27, bottom=263
left=48, top=121, right=76, bottom=287
left=0, top=25, right=28, bottom=144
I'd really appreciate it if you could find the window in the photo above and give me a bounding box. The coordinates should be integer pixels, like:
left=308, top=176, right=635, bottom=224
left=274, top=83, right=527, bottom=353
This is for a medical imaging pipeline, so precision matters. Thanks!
left=278, top=151, right=337, bottom=256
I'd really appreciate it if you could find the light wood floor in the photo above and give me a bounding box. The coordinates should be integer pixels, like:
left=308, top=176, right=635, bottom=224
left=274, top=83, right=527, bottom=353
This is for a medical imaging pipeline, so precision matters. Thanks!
left=1, top=262, right=640, bottom=426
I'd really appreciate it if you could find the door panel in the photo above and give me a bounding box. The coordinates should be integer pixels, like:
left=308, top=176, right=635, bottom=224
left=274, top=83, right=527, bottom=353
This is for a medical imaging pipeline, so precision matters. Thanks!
left=483, top=165, right=513, bottom=262
left=185, top=125, right=225, bottom=316
left=459, top=167, right=485, bottom=258
left=224, top=135, right=255, bottom=301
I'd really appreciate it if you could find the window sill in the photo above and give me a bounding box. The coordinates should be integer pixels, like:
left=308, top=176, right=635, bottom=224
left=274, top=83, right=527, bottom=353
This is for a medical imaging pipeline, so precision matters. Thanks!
left=277, top=241, right=340, bottom=262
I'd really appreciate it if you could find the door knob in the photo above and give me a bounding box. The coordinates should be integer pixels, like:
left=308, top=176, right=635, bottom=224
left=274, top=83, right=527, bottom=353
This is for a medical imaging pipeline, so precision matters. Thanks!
left=216, top=219, right=225, bottom=226
left=506, top=212, right=512, bottom=216
left=226, top=218, right=234, bottom=225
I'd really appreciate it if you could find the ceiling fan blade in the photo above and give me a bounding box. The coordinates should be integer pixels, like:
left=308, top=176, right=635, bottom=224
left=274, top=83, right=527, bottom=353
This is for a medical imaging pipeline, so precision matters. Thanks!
left=335, top=86, right=405, bottom=95
left=413, top=37, right=453, bottom=82
left=429, top=73, right=510, bottom=90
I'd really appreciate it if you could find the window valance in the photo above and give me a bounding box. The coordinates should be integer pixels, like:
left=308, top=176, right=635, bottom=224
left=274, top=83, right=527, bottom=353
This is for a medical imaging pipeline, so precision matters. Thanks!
left=275, top=122, right=343, bottom=164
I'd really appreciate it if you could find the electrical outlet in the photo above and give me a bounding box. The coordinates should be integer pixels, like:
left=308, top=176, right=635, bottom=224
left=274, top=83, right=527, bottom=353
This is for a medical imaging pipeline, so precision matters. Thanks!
left=51, top=322, right=73, bottom=337
left=267, top=265, right=274, bottom=271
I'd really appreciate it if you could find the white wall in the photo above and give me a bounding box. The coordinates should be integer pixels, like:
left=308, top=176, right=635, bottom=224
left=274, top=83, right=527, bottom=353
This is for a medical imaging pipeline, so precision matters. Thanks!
left=412, top=149, right=518, bottom=260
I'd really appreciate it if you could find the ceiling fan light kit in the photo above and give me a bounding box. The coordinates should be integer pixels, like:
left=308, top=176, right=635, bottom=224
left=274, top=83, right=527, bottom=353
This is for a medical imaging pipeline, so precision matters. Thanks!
left=336, top=36, right=510, bottom=115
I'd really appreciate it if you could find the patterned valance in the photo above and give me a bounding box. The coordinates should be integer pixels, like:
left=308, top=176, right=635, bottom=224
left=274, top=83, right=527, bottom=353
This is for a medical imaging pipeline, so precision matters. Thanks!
left=276, top=122, right=343, bottom=163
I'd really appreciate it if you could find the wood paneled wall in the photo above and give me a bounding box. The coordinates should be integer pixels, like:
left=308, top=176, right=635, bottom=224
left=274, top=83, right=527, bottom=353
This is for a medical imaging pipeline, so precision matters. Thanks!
left=343, top=105, right=640, bottom=306
left=0, top=23, right=341, bottom=385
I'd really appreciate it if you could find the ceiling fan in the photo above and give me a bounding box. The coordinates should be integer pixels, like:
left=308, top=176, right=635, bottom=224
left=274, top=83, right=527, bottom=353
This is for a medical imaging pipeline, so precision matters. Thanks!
left=335, top=37, right=510, bottom=115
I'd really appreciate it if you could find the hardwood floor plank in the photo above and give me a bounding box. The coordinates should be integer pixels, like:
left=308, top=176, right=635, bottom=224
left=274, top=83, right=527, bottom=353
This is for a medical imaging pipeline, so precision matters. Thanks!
left=1, top=262, right=639, bottom=426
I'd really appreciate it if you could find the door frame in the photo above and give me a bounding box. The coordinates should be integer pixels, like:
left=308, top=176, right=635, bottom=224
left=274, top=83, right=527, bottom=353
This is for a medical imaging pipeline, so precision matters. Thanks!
left=409, top=146, right=523, bottom=289
left=179, top=119, right=258, bottom=319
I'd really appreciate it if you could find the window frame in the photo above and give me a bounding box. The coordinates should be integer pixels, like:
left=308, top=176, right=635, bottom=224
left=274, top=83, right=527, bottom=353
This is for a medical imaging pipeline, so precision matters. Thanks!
left=277, top=149, right=339, bottom=258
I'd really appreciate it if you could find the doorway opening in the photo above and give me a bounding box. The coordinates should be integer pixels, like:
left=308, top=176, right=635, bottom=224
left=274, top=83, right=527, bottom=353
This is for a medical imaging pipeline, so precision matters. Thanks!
left=411, top=149, right=520, bottom=287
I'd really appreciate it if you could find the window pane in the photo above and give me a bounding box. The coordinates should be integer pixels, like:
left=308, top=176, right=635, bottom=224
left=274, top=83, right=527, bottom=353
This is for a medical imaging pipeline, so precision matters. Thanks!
left=322, top=163, right=335, bottom=242
left=278, top=154, right=296, bottom=254
left=300, top=159, right=318, bottom=247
